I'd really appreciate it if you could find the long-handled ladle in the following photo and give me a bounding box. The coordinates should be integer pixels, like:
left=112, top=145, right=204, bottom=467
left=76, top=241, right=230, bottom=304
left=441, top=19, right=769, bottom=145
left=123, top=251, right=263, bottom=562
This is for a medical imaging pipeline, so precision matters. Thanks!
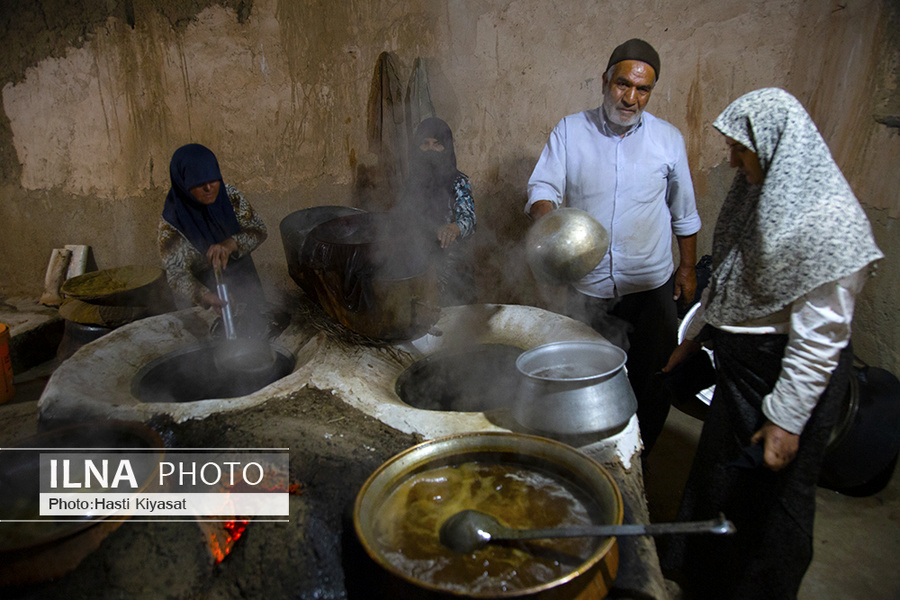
left=214, top=266, right=237, bottom=340
left=212, top=266, right=274, bottom=376
left=439, top=509, right=736, bottom=554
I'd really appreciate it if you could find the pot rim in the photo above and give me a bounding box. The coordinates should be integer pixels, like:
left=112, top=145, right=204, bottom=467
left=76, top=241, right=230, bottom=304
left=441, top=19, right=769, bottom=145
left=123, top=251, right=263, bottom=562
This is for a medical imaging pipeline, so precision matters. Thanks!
left=353, top=431, right=623, bottom=598
left=516, top=340, right=627, bottom=383
left=0, top=420, right=165, bottom=553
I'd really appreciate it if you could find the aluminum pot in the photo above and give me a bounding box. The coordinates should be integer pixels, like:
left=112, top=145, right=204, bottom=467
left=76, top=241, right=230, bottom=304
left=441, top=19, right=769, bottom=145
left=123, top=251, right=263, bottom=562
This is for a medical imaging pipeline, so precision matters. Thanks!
left=513, top=341, right=637, bottom=435
left=353, top=432, right=623, bottom=599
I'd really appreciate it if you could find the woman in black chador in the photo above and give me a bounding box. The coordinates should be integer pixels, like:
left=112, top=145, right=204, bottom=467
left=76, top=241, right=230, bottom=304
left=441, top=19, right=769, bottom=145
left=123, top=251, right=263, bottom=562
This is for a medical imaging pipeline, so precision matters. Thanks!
left=398, top=118, right=477, bottom=306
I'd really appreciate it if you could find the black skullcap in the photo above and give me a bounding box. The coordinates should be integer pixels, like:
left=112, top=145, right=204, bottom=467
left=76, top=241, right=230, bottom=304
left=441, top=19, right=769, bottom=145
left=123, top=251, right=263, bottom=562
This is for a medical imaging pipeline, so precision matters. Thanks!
left=606, top=38, right=660, bottom=81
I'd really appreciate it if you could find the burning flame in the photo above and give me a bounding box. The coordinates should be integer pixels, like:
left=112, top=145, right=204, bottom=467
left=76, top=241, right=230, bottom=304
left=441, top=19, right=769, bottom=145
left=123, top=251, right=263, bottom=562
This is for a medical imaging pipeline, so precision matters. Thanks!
left=198, top=470, right=303, bottom=564
left=201, top=518, right=250, bottom=564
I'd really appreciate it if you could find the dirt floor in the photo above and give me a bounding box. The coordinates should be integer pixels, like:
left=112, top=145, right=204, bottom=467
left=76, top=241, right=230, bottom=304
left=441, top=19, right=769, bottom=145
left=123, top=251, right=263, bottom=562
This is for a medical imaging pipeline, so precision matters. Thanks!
left=1, top=385, right=421, bottom=599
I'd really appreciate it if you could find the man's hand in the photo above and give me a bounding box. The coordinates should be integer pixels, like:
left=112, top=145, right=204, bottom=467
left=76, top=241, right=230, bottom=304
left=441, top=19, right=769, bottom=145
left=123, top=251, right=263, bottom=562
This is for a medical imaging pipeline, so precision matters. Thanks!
left=206, top=238, right=239, bottom=270
left=674, top=233, right=698, bottom=309
left=529, top=200, right=555, bottom=220
left=750, top=421, right=800, bottom=471
left=674, top=264, right=697, bottom=309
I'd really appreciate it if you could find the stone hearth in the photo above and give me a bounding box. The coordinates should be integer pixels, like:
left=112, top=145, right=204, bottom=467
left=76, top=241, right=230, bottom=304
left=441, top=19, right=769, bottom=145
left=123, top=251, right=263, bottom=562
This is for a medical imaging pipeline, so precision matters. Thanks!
left=37, top=304, right=642, bottom=468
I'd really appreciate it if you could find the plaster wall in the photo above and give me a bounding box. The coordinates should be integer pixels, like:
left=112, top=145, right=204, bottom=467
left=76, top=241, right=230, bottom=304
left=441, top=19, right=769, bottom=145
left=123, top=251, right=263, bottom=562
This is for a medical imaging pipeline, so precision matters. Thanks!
left=0, top=0, right=897, bottom=371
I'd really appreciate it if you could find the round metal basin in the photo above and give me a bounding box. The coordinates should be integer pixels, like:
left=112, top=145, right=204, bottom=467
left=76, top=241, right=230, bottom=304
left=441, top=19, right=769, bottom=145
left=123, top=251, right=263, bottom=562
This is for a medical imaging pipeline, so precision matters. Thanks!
left=354, top=432, right=622, bottom=599
left=395, top=344, right=522, bottom=412
left=131, top=341, right=295, bottom=403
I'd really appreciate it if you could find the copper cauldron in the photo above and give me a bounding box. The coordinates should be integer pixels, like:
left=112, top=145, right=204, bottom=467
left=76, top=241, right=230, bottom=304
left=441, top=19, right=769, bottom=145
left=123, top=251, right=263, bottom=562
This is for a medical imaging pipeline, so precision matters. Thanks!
left=354, top=432, right=623, bottom=599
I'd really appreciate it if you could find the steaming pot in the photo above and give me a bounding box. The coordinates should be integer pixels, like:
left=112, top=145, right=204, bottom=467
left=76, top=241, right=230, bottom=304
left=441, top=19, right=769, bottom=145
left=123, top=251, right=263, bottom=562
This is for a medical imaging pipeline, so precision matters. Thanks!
left=279, top=206, right=364, bottom=298
left=353, top=432, right=623, bottom=599
left=513, top=341, right=637, bottom=435
left=300, top=212, right=440, bottom=340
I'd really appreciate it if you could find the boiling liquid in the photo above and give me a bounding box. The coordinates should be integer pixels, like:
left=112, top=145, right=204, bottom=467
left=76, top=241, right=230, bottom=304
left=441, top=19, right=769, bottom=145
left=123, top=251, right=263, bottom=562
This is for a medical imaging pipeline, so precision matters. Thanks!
left=531, top=363, right=601, bottom=379
left=371, top=461, right=604, bottom=595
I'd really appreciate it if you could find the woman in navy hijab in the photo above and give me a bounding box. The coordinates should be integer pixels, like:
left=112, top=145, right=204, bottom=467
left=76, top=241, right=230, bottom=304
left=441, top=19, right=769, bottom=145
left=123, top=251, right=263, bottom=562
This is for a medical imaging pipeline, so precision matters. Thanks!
left=158, top=144, right=267, bottom=317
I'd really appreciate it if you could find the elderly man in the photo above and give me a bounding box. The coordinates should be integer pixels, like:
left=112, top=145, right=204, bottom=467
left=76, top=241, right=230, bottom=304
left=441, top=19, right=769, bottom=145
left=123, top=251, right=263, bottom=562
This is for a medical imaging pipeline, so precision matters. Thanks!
left=526, top=39, right=700, bottom=454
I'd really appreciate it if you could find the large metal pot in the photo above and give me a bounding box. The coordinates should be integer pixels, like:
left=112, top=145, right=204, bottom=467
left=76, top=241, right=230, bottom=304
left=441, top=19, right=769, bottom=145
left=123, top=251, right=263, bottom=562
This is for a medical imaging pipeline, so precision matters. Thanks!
left=354, top=432, right=623, bottom=599
left=513, top=341, right=637, bottom=435
left=820, top=365, right=900, bottom=492
left=279, top=205, right=365, bottom=297
left=301, top=212, right=440, bottom=340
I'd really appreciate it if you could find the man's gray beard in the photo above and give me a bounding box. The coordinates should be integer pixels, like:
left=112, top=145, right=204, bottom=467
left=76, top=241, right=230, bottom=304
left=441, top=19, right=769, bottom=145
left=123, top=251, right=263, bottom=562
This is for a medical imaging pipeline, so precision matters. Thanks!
left=602, top=99, right=642, bottom=129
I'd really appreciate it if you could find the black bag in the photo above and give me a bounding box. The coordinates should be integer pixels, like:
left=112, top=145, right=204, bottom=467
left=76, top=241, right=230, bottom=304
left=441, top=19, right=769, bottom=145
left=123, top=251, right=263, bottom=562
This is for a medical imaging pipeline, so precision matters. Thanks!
left=655, top=349, right=717, bottom=407
left=819, top=362, right=900, bottom=495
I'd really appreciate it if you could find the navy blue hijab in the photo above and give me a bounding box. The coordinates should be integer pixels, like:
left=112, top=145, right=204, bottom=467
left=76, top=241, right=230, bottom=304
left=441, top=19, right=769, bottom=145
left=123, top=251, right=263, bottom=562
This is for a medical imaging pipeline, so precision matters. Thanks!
left=162, top=144, right=241, bottom=254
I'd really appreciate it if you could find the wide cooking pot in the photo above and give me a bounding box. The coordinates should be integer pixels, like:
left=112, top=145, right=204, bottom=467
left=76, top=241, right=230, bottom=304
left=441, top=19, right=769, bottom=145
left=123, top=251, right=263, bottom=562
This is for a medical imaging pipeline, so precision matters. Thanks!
left=0, top=421, right=164, bottom=585
left=279, top=205, right=365, bottom=297
left=354, top=432, right=623, bottom=599
left=513, top=341, right=637, bottom=435
left=820, top=364, right=900, bottom=493
left=301, top=212, right=440, bottom=340
left=60, top=265, right=171, bottom=310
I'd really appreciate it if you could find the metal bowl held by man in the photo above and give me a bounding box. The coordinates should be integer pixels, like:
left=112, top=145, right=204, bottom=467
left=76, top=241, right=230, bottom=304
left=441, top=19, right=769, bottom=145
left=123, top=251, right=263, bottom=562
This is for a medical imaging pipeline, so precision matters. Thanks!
left=353, top=432, right=623, bottom=599
left=526, top=208, right=609, bottom=285
left=513, top=341, right=638, bottom=436
left=300, top=212, right=441, bottom=340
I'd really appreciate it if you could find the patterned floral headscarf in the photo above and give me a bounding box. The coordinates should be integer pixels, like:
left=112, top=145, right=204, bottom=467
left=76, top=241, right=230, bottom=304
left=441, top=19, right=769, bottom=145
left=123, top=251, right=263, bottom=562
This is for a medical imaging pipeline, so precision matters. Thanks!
left=704, top=88, right=882, bottom=325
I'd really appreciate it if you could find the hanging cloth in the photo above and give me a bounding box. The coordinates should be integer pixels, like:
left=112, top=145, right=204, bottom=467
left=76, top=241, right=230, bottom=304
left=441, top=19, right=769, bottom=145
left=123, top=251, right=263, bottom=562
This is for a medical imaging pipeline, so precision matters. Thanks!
left=405, top=57, right=436, bottom=148
left=366, top=52, right=407, bottom=201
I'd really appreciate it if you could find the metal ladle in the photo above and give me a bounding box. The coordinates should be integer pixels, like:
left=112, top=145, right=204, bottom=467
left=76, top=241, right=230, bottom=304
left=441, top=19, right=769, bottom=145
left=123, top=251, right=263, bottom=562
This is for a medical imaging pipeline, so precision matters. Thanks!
left=439, top=509, right=736, bottom=554
left=214, top=266, right=237, bottom=341
left=212, top=267, right=275, bottom=377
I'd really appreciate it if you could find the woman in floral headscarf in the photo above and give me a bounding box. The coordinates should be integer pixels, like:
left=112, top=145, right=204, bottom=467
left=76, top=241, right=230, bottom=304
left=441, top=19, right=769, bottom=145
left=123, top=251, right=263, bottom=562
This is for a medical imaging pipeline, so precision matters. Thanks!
left=661, top=88, right=882, bottom=599
left=158, top=144, right=268, bottom=315
left=397, top=117, right=477, bottom=305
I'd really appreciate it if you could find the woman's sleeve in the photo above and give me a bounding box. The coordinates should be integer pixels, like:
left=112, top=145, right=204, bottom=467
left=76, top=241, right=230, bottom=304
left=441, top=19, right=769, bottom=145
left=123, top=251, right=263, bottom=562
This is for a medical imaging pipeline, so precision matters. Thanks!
left=158, top=218, right=208, bottom=305
left=762, top=269, right=867, bottom=434
left=227, top=185, right=268, bottom=256
left=452, top=175, right=476, bottom=238
left=683, top=287, right=711, bottom=342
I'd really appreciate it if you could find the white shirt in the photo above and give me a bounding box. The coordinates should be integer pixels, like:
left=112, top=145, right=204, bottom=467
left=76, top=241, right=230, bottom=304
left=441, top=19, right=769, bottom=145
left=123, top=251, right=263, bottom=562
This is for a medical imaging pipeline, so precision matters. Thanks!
left=685, top=269, right=866, bottom=434
left=526, top=108, right=701, bottom=298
